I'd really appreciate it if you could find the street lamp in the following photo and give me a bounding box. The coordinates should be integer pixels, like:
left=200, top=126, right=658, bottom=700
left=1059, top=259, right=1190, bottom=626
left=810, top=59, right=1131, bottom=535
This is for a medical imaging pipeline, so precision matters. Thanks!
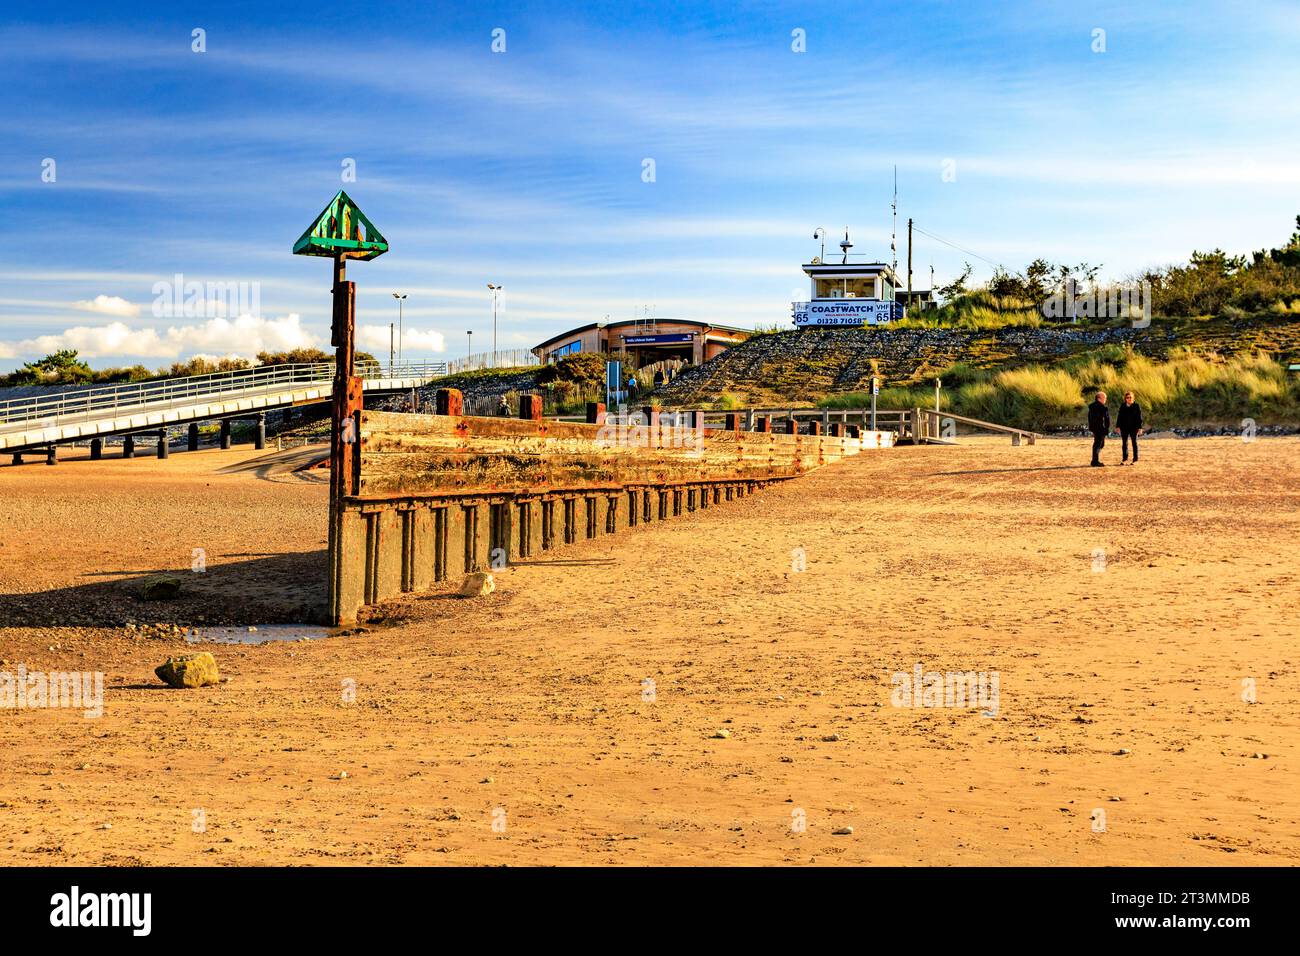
left=466, top=330, right=472, bottom=365
left=391, top=293, right=407, bottom=368
left=389, top=322, right=395, bottom=369
left=486, top=283, right=501, bottom=368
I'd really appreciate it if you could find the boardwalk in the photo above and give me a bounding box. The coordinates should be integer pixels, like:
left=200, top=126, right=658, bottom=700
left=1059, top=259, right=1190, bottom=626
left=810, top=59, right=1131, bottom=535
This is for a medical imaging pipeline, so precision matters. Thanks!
left=0, top=436, right=1296, bottom=865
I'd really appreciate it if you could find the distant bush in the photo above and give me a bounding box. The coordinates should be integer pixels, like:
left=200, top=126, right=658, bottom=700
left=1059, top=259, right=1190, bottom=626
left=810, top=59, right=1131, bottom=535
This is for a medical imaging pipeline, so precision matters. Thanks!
left=256, top=348, right=333, bottom=366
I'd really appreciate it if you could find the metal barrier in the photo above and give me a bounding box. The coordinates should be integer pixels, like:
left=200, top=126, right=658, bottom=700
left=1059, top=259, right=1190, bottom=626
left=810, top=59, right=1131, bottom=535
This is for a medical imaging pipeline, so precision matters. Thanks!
left=0, top=361, right=447, bottom=433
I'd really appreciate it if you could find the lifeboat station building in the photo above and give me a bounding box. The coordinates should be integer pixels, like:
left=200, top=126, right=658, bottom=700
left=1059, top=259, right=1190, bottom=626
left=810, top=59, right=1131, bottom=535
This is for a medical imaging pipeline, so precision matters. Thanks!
left=531, top=318, right=752, bottom=366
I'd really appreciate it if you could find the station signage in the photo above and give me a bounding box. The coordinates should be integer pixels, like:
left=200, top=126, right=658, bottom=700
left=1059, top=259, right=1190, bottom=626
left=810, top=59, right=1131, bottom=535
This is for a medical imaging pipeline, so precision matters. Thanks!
left=622, top=333, right=695, bottom=345
left=792, top=299, right=896, bottom=327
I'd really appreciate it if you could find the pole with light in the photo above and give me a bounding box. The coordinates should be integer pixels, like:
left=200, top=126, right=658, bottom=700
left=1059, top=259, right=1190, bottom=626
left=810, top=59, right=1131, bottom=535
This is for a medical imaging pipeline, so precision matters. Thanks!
left=486, top=283, right=501, bottom=368
left=391, top=293, right=407, bottom=368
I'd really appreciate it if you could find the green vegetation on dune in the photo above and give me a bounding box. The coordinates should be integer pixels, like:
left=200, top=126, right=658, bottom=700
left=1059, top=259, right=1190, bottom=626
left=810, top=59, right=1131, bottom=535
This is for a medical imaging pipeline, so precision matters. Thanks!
left=819, top=347, right=1300, bottom=431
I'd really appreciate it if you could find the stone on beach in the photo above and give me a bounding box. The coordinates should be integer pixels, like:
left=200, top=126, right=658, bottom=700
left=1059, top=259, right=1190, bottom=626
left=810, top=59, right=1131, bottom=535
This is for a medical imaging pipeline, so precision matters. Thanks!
left=155, top=652, right=220, bottom=688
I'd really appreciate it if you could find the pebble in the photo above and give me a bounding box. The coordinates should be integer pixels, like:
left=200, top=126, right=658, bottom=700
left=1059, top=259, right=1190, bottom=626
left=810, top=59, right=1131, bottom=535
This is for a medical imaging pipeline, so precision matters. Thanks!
left=832, top=826, right=854, bottom=836
left=711, top=729, right=731, bottom=739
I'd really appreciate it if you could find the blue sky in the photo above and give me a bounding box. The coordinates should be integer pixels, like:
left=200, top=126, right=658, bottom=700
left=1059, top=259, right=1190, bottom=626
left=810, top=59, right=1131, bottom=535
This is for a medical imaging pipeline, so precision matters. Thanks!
left=2, top=0, right=1298, bottom=370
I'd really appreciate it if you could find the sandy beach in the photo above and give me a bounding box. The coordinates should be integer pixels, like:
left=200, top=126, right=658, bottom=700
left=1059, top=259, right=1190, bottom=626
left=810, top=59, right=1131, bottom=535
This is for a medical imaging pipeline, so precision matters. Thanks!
left=1, top=434, right=1296, bottom=866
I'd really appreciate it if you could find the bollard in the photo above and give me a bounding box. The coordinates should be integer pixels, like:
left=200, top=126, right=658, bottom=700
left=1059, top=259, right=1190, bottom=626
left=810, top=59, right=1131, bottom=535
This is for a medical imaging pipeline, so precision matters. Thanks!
left=754, top=416, right=771, bottom=433
left=45, top=444, right=57, bottom=466
left=435, top=387, right=464, bottom=416
left=11, top=453, right=22, bottom=466
left=585, top=401, right=606, bottom=425
left=784, top=417, right=799, bottom=435
left=724, top=413, right=741, bottom=432
left=830, top=422, right=845, bottom=438
left=808, top=421, right=822, bottom=436
left=187, top=423, right=199, bottom=452
left=157, top=429, right=169, bottom=459
left=847, top=424, right=861, bottom=439
left=123, top=435, right=135, bottom=458
left=219, top=420, right=231, bottom=450
left=254, top=414, right=266, bottom=450
left=641, top=406, right=661, bottom=427
left=90, top=439, right=102, bottom=460
left=519, top=394, right=543, bottom=421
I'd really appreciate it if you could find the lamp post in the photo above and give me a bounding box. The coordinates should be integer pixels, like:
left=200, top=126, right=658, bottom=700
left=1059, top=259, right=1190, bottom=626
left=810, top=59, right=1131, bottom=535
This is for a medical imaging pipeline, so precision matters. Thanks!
left=391, top=292, right=407, bottom=367
left=486, top=283, right=501, bottom=367
left=389, top=322, right=394, bottom=370
left=466, top=330, right=472, bottom=366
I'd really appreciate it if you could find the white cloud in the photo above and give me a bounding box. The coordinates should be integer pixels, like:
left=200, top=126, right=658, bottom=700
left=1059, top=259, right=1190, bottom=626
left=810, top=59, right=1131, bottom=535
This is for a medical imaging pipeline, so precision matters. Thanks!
left=73, top=294, right=139, bottom=317
left=0, top=314, right=318, bottom=361
left=356, top=325, right=446, bottom=354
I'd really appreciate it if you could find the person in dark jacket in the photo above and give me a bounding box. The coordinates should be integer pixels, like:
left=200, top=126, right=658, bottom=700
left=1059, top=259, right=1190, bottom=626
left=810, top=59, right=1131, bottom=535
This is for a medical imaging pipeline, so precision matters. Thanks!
left=1116, top=390, right=1143, bottom=464
left=1087, top=391, right=1111, bottom=467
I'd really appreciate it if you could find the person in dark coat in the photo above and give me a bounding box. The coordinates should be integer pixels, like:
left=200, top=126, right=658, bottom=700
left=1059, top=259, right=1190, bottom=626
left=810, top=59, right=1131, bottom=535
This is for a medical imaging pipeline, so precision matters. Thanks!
left=1116, top=390, right=1143, bottom=464
left=1087, top=390, right=1111, bottom=467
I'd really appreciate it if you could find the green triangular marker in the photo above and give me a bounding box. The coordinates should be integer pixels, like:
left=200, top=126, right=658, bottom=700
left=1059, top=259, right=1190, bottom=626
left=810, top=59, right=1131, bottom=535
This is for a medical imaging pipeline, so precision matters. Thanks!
left=292, top=190, right=389, bottom=260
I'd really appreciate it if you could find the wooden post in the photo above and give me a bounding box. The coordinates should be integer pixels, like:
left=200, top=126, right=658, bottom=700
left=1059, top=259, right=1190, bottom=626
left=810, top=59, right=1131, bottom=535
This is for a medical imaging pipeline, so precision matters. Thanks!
left=328, top=255, right=363, bottom=626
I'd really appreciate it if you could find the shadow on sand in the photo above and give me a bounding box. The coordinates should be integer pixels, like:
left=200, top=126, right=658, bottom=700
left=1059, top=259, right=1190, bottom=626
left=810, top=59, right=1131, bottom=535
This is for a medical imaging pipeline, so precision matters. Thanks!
left=0, top=551, right=328, bottom=628
left=930, top=464, right=1095, bottom=477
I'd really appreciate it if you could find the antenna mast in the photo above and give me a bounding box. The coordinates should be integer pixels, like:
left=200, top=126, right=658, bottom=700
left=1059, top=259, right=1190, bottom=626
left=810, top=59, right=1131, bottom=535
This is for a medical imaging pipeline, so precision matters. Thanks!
left=890, top=165, right=898, bottom=277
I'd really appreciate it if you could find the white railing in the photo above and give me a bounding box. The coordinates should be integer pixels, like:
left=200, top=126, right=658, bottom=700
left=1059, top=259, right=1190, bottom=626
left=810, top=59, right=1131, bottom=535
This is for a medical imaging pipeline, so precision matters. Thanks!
left=0, top=361, right=447, bottom=432
left=445, top=349, right=540, bottom=374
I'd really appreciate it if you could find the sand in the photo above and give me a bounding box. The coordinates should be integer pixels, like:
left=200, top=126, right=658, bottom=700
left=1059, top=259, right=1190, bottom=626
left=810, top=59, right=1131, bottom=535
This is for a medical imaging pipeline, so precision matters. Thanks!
left=0, top=434, right=1296, bottom=866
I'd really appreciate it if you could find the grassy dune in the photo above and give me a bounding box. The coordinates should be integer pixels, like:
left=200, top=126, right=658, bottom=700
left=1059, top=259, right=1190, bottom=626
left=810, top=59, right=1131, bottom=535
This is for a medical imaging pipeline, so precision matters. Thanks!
left=820, top=347, right=1300, bottom=431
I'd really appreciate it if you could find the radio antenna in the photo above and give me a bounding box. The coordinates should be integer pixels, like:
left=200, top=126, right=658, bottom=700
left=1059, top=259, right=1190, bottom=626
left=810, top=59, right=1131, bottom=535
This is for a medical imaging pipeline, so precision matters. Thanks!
left=890, top=165, right=898, bottom=276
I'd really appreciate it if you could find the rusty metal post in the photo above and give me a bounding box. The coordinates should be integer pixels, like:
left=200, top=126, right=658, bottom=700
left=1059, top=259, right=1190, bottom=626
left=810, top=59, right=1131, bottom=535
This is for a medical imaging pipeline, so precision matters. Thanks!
left=784, top=417, right=799, bottom=435
left=520, top=394, right=543, bottom=421
left=808, top=420, right=822, bottom=436
left=436, top=388, right=464, bottom=416
left=754, top=416, right=771, bottom=433
left=585, top=401, right=606, bottom=425
left=830, top=422, right=845, bottom=438
left=724, top=413, right=741, bottom=432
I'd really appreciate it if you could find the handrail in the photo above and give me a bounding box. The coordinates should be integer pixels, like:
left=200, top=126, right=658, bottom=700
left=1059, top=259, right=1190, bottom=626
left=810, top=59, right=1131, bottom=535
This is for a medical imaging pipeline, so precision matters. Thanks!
left=917, top=407, right=1040, bottom=439
left=0, top=361, right=447, bottom=431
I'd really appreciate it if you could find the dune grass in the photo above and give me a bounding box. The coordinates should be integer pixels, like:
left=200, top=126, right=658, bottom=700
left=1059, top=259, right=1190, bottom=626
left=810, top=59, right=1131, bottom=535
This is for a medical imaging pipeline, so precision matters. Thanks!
left=819, top=347, right=1299, bottom=431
